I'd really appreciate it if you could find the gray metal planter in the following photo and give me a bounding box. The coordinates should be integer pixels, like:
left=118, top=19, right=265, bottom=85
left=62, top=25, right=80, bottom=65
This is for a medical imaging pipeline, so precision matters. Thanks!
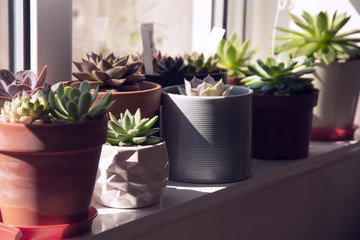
left=161, top=85, right=253, bottom=183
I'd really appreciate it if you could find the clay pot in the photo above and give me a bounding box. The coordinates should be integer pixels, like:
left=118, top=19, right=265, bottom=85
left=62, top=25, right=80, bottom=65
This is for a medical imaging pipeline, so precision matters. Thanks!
left=95, top=81, right=161, bottom=118
left=0, top=116, right=108, bottom=226
left=226, top=76, right=243, bottom=86
left=145, top=71, right=228, bottom=88
left=252, top=91, right=319, bottom=159
left=94, top=142, right=169, bottom=208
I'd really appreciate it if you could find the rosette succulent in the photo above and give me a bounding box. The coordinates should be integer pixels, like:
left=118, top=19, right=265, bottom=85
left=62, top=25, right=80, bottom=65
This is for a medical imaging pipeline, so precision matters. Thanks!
left=72, top=52, right=146, bottom=91
left=216, top=32, right=258, bottom=78
left=184, top=52, right=222, bottom=74
left=48, top=81, right=115, bottom=123
left=178, top=75, right=233, bottom=96
left=107, top=108, right=163, bottom=146
left=241, top=52, right=315, bottom=95
left=274, top=10, right=360, bottom=65
left=154, top=55, right=189, bottom=75
left=0, top=87, right=50, bottom=124
left=0, top=66, right=47, bottom=103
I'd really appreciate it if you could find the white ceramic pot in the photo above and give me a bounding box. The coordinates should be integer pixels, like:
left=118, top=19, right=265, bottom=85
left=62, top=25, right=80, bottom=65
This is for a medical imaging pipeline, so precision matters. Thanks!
left=94, top=142, right=169, bottom=208
left=311, top=59, right=360, bottom=141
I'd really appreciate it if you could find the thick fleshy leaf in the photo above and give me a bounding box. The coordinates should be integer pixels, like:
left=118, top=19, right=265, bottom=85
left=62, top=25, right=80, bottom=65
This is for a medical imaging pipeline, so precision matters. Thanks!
left=92, top=70, right=110, bottom=82
left=97, top=59, right=113, bottom=71
left=81, top=59, right=98, bottom=73
left=0, top=69, right=15, bottom=84
left=35, top=65, right=47, bottom=88
left=72, top=72, right=95, bottom=81
left=105, top=78, right=126, bottom=87
left=125, top=62, right=141, bottom=75
left=66, top=100, right=79, bottom=121
left=125, top=73, right=145, bottom=83
left=73, top=61, right=83, bottom=71
left=8, top=84, right=32, bottom=97
left=106, top=66, right=127, bottom=79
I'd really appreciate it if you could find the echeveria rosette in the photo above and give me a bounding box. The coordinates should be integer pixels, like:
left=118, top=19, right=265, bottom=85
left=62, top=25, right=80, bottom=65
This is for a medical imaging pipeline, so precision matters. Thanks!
left=274, top=10, right=360, bottom=65
left=48, top=81, right=115, bottom=123
left=154, top=55, right=189, bottom=75
left=72, top=52, right=145, bottom=91
left=0, top=87, right=50, bottom=124
left=178, top=75, right=233, bottom=96
left=107, top=108, right=163, bottom=146
left=216, top=32, right=258, bottom=78
left=241, top=52, right=315, bottom=95
left=0, top=66, right=47, bottom=101
left=183, top=52, right=221, bottom=74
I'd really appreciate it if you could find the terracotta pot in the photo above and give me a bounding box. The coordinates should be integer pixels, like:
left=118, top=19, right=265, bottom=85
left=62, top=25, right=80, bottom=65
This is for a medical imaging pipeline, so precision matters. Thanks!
left=95, top=81, right=161, bottom=118
left=94, top=142, right=169, bottom=208
left=226, top=76, right=243, bottom=86
left=0, top=116, right=107, bottom=226
left=252, top=91, right=318, bottom=159
left=311, top=59, right=360, bottom=141
left=161, top=85, right=252, bottom=183
left=145, top=71, right=228, bottom=88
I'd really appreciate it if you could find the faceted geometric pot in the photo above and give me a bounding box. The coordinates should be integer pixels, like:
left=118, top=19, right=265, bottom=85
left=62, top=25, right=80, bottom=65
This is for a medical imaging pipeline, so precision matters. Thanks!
left=252, top=91, right=319, bottom=160
left=94, top=142, right=169, bottom=208
left=95, top=81, right=161, bottom=118
left=0, top=116, right=108, bottom=226
left=145, top=71, right=227, bottom=88
left=311, top=59, right=360, bottom=141
left=161, top=85, right=253, bottom=184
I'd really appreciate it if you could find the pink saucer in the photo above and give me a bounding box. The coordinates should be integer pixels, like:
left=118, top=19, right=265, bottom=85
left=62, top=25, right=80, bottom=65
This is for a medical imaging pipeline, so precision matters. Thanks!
left=0, top=224, right=23, bottom=240
left=0, top=207, right=97, bottom=240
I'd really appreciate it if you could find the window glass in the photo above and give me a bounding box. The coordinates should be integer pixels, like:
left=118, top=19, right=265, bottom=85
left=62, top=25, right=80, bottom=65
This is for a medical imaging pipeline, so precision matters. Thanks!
left=0, top=1, right=9, bottom=69
left=72, top=0, right=194, bottom=65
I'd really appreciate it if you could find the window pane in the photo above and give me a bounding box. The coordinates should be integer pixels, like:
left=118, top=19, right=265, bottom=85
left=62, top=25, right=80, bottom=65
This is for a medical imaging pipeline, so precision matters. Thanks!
left=72, top=0, right=193, bottom=65
left=0, top=1, right=9, bottom=69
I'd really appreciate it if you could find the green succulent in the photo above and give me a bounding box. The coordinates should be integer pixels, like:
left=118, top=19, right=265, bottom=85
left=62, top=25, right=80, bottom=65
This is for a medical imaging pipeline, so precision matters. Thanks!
left=184, top=52, right=222, bottom=74
left=107, top=108, right=163, bottom=146
left=274, top=10, right=360, bottom=65
left=72, top=52, right=145, bottom=91
left=241, top=52, right=315, bottom=95
left=48, top=81, right=115, bottom=123
left=0, top=88, right=50, bottom=124
left=178, top=75, right=233, bottom=96
left=216, top=32, right=258, bottom=78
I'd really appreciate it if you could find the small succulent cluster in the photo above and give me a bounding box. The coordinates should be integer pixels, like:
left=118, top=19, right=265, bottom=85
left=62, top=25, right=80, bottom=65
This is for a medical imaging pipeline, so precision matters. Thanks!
left=241, top=52, right=315, bottom=95
left=275, top=11, right=360, bottom=65
left=178, top=75, right=233, bottom=96
left=1, top=88, right=50, bottom=124
left=183, top=52, right=222, bottom=74
left=0, top=81, right=114, bottom=124
left=72, top=52, right=145, bottom=91
left=216, top=32, right=258, bottom=78
left=0, top=66, right=47, bottom=102
left=48, top=81, right=115, bottom=123
left=152, top=51, right=223, bottom=75
left=107, top=108, right=163, bottom=146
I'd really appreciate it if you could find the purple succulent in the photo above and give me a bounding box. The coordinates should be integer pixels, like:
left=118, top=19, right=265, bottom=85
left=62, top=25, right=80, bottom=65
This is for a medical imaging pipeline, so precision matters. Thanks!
left=0, top=66, right=47, bottom=102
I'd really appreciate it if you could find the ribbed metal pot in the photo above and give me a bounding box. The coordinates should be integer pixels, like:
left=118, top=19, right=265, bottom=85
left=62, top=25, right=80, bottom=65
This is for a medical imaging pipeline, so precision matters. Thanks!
left=161, top=85, right=253, bottom=183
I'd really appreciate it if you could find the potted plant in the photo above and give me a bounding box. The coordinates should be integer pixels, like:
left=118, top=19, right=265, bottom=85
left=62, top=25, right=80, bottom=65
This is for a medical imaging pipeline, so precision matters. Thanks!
left=0, top=81, right=114, bottom=232
left=161, top=75, right=252, bottom=183
left=0, top=66, right=48, bottom=107
left=215, top=32, right=258, bottom=85
left=94, top=108, right=169, bottom=208
left=274, top=10, right=360, bottom=141
left=71, top=52, right=161, bottom=118
left=241, top=52, right=318, bottom=159
left=145, top=51, right=228, bottom=88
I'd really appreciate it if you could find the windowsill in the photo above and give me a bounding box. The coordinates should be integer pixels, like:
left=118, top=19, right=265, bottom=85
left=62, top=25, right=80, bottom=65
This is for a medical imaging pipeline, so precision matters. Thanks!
left=69, top=140, right=360, bottom=239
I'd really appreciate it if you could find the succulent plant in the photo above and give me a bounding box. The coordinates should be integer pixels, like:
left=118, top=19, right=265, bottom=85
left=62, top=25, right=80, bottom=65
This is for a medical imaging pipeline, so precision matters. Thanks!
left=0, top=87, right=50, bottom=124
left=107, top=108, right=163, bottom=146
left=0, top=66, right=47, bottom=102
left=154, top=55, right=190, bottom=75
left=184, top=52, right=222, bottom=74
left=241, top=52, right=315, bottom=95
left=178, top=75, right=233, bottom=96
left=72, top=52, right=146, bottom=91
left=274, top=10, right=360, bottom=65
left=216, top=33, right=258, bottom=78
left=48, top=81, right=115, bottom=123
